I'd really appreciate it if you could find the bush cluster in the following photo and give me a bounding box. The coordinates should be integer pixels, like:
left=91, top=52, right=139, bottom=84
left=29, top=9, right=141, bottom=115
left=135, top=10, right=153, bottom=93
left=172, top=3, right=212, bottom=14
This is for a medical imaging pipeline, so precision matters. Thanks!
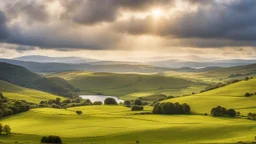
left=248, top=113, right=256, bottom=120
left=41, top=135, right=62, bottom=144
left=211, top=106, right=236, bottom=117
left=0, top=123, right=11, bottom=135
left=93, top=101, right=102, bottom=105
left=0, top=92, right=31, bottom=119
left=152, top=102, right=190, bottom=114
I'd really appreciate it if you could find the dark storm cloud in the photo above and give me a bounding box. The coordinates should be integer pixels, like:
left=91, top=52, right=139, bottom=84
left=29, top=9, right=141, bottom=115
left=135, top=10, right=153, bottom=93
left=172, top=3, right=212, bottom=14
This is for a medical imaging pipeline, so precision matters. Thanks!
left=114, top=0, right=256, bottom=44
left=0, top=11, right=8, bottom=41
left=62, top=0, right=173, bottom=25
left=1, top=0, right=256, bottom=50
left=4, top=1, right=49, bottom=23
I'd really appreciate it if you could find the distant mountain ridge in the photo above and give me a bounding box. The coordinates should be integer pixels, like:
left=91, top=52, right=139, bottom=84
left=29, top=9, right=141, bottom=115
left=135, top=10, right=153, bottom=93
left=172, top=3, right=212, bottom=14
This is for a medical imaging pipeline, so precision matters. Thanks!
left=0, top=58, right=171, bottom=73
left=14, top=55, right=97, bottom=64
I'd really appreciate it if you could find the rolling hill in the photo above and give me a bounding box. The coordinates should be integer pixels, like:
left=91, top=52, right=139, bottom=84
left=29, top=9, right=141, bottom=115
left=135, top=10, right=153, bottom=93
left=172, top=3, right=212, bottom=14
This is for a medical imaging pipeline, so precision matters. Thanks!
left=0, top=79, right=63, bottom=103
left=165, top=78, right=256, bottom=115
left=50, top=71, right=207, bottom=99
left=1, top=106, right=256, bottom=144
left=0, top=62, right=77, bottom=97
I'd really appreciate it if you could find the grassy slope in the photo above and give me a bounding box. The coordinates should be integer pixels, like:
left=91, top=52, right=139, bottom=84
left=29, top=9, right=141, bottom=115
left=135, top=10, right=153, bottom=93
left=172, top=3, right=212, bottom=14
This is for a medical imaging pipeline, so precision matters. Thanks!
left=165, top=78, right=256, bottom=115
left=1, top=106, right=256, bottom=144
left=50, top=71, right=206, bottom=99
left=0, top=80, right=64, bottom=103
left=165, top=63, right=256, bottom=84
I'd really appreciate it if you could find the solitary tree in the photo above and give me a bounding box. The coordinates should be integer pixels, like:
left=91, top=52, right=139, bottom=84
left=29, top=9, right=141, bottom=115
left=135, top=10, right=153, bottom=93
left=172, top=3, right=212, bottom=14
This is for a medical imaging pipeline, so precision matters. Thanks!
left=76, top=110, right=83, bottom=115
left=104, top=98, right=117, bottom=105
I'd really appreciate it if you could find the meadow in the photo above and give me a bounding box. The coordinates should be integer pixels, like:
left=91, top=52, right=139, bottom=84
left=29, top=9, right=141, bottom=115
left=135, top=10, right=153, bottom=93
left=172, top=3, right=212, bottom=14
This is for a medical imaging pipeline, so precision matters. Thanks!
left=50, top=71, right=207, bottom=99
left=166, top=78, right=256, bottom=115
left=1, top=68, right=256, bottom=144
left=1, top=106, right=256, bottom=144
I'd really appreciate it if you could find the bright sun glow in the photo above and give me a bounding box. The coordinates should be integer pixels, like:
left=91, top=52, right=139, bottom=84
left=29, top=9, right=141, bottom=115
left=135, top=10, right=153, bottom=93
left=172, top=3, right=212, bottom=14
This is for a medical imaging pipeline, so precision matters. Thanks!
left=152, top=9, right=163, bottom=18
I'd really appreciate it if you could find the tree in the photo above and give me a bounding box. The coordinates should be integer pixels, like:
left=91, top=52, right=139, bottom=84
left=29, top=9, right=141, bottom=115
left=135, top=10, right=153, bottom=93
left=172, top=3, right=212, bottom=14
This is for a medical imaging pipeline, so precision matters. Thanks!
left=134, top=99, right=142, bottom=106
left=84, top=99, right=92, bottom=105
left=124, top=100, right=131, bottom=107
left=227, top=109, right=236, bottom=117
left=104, top=98, right=117, bottom=105
left=55, top=98, right=61, bottom=105
left=3, top=125, right=11, bottom=135
left=152, top=103, right=162, bottom=114
left=93, top=101, right=102, bottom=105
left=76, top=110, right=83, bottom=115
left=245, top=93, right=251, bottom=97
left=182, top=103, right=191, bottom=114
left=41, top=135, right=62, bottom=144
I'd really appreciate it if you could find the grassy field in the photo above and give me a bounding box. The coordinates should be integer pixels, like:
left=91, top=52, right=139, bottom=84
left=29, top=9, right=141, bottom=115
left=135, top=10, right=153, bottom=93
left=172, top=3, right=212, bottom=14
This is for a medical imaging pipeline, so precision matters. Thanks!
left=165, top=78, right=256, bottom=115
left=50, top=71, right=207, bottom=99
left=1, top=106, right=256, bottom=144
left=0, top=80, right=64, bottom=103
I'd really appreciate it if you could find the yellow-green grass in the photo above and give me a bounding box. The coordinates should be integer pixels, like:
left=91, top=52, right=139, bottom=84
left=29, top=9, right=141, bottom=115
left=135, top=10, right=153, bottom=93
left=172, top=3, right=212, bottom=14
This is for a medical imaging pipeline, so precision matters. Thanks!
left=165, top=78, right=256, bottom=115
left=50, top=71, right=207, bottom=98
left=1, top=106, right=256, bottom=144
left=0, top=80, right=64, bottom=103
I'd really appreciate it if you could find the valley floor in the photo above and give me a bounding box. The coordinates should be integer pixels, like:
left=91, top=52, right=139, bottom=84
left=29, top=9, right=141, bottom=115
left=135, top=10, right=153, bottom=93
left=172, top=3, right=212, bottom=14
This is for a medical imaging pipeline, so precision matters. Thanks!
left=1, top=106, right=256, bottom=144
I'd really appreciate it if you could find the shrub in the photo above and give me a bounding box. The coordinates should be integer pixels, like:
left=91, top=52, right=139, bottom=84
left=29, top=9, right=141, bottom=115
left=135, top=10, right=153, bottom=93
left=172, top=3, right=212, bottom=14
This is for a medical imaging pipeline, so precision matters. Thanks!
left=104, top=98, right=117, bottom=105
left=245, top=93, right=252, bottom=97
left=248, top=113, right=256, bottom=120
left=134, top=99, right=142, bottom=105
left=41, top=135, right=62, bottom=144
left=93, top=101, right=103, bottom=105
left=227, top=109, right=236, bottom=117
left=76, top=110, right=83, bottom=115
left=124, top=100, right=132, bottom=107
left=131, top=105, right=144, bottom=111
left=51, top=104, right=61, bottom=109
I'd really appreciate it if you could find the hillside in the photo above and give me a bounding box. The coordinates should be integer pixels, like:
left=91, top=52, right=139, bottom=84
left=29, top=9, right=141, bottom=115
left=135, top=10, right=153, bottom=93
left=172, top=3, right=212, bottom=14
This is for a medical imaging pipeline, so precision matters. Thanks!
left=0, top=62, right=77, bottom=97
left=0, top=80, right=63, bottom=103
left=0, top=106, right=256, bottom=144
left=165, top=78, right=256, bottom=115
left=50, top=71, right=207, bottom=99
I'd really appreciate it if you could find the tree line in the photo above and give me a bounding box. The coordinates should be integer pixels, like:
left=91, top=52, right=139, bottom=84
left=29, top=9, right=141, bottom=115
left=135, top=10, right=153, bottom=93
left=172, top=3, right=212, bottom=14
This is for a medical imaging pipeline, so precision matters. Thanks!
left=0, top=92, right=32, bottom=119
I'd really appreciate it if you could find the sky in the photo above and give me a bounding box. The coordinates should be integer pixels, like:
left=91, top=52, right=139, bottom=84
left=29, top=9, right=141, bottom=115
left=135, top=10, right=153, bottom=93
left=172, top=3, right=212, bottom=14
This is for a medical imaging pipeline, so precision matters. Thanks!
left=0, top=0, right=256, bottom=61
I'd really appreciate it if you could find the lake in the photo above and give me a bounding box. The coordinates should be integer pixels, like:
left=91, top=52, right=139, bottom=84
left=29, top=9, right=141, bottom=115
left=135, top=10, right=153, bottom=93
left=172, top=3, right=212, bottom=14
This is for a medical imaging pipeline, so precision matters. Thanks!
left=79, top=95, right=124, bottom=103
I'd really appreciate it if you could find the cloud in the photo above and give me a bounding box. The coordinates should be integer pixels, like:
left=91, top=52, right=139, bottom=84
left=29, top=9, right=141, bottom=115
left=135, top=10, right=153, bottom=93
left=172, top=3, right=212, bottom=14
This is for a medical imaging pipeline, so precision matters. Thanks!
left=4, top=0, right=49, bottom=24
left=0, top=11, right=8, bottom=40
left=60, top=0, right=173, bottom=25
left=112, top=0, right=256, bottom=47
left=1, top=0, right=256, bottom=51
